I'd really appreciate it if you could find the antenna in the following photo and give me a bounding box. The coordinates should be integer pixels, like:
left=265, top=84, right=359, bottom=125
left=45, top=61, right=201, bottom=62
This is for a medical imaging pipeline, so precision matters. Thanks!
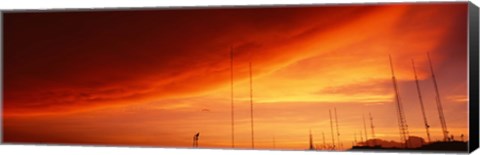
left=389, top=55, right=410, bottom=148
left=230, top=47, right=235, bottom=148
left=273, top=135, right=276, bottom=149
left=369, top=113, right=375, bottom=138
left=360, top=130, right=364, bottom=145
left=412, top=59, right=432, bottom=143
left=249, top=56, right=255, bottom=149
left=427, top=53, right=449, bottom=142
left=322, top=131, right=326, bottom=150
left=354, top=132, right=357, bottom=145
left=309, top=129, right=315, bottom=150
left=369, top=113, right=376, bottom=146
left=363, top=114, right=368, bottom=146
left=334, top=107, right=341, bottom=149
left=329, top=109, right=336, bottom=150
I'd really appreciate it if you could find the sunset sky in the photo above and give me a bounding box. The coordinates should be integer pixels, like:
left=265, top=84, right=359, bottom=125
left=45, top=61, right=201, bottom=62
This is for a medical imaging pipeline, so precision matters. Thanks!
left=3, top=2, right=469, bottom=150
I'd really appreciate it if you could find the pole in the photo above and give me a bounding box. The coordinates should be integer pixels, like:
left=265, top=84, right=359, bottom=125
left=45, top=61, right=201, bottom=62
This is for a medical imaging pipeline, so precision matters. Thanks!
left=369, top=113, right=376, bottom=146
left=411, top=59, right=431, bottom=143
left=427, top=53, right=449, bottom=141
left=230, top=47, right=235, bottom=148
left=329, top=110, right=336, bottom=150
left=389, top=55, right=410, bottom=148
left=309, top=129, right=315, bottom=150
left=369, top=113, right=375, bottom=138
left=322, top=131, right=326, bottom=150
left=334, top=107, right=341, bottom=149
left=249, top=60, right=254, bottom=149
left=363, top=114, right=368, bottom=146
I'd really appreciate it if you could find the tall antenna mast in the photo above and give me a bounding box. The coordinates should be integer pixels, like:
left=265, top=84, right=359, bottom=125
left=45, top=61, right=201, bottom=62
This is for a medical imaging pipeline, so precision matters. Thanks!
left=354, top=132, right=357, bottom=145
left=363, top=114, right=368, bottom=146
left=329, top=109, right=336, bottom=150
left=369, top=113, right=376, bottom=146
left=322, top=131, right=326, bottom=150
left=230, top=47, right=235, bottom=148
left=334, top=108, right=341, bottom=149
left=412, top=59, right=431, bottom=143
left=249, top=54, right=255, bottom=149
left=273, top=135, right=276, bottom=149
left=309, top=129, right=315, bottom=150
left=389, top=55, right=410, bottom=148
left=360, top=130, right=364, bottom=145
left=427, top=53, right=449, bottom=141
left=369, top=113, right=375, bottom=139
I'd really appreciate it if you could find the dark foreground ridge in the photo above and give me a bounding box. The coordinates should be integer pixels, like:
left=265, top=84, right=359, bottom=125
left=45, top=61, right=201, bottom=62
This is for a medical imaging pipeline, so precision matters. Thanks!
left=349, top=141, right=468, bottom=152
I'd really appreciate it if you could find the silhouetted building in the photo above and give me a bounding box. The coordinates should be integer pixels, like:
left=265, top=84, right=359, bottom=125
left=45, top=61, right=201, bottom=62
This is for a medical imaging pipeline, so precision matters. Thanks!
left=406, top=136, right=426, bottom=148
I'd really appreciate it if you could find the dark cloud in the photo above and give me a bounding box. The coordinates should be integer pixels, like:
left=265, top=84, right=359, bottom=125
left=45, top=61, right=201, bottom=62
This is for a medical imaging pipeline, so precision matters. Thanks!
left=3, top=3, right=467, bottom=115
left=3, top=5, right=378, bottom=114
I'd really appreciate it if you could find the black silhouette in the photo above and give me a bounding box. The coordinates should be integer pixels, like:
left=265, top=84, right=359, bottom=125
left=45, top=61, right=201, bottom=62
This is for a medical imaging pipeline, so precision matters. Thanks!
left=193, top=132, right=200, bottom=148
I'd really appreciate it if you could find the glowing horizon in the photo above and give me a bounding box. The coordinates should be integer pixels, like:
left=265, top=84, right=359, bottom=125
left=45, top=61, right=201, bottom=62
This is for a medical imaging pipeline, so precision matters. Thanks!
left=3, top=2, right=469, bottom=150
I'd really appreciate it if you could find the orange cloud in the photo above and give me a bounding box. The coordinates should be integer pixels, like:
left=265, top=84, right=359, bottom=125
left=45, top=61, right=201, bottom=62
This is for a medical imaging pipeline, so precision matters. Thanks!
left=3, top=3, right=469, bottom=150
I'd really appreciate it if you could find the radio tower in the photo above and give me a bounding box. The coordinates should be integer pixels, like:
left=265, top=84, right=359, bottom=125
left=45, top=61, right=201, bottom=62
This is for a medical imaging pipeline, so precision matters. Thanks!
left=427, top=53, right=449, bottom=142
left=249, top=56, right=255, bottom=148
left=354, top=132, right=357, bottom=145
left=273, top=135, right=276, bottom=149
left=334, top=108, right=341, bottom=149
left=329, top=110, right=336, bottom=150
left=322, top=131, right=326, bottom=150
left=369, top=113, right=376, bottom=146
left=230, top=47, right=235, bottom=148
left=411, top=59, right=431, bottom=143
left=362, top=114, right=368, bottom=145
left=309, top=129, right=315, bottom=150
left=360, top=130, right=364, bottom=145
left=369, top=113, right=375, bottom=139
left=389, top=55, right=410, bottom=148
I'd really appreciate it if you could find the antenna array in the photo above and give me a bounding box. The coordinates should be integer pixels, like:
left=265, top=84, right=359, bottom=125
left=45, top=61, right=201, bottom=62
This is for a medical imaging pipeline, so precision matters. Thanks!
left=389, top=55, right=410, bottom=148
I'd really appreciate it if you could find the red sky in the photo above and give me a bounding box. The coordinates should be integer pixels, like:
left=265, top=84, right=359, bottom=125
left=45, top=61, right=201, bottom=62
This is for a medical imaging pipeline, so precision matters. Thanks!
left=3, top=2, right=469, bottom=150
